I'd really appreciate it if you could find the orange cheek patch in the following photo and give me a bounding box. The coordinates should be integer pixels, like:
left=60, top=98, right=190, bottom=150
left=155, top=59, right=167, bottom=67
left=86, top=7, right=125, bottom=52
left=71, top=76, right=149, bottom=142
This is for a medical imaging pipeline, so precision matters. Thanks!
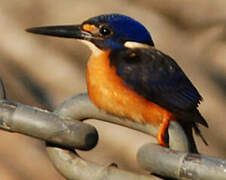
left=83, top=24, right=97, bottom=32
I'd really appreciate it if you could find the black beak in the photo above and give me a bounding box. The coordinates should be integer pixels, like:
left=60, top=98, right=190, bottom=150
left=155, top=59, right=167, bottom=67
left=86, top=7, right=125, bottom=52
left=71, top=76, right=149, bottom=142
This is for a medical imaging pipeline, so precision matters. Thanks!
left=26, top=25, right=92, bottom=40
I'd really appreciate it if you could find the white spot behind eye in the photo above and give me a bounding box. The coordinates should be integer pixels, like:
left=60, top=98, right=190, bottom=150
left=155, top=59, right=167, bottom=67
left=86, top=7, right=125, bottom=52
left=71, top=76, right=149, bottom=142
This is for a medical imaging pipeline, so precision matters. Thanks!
left=124, top=41, right=152, bottom=49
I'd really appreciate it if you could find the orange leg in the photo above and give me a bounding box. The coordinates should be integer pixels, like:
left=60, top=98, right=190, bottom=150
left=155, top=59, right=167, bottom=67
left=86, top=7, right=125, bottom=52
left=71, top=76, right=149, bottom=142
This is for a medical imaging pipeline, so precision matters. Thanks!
left=157, top=115, right=170, bottom=146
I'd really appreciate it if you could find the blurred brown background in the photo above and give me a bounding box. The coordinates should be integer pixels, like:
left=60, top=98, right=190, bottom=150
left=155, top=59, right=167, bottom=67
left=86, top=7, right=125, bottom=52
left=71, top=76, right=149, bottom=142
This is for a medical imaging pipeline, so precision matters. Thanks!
left=0, top=0, right=226, bottom=179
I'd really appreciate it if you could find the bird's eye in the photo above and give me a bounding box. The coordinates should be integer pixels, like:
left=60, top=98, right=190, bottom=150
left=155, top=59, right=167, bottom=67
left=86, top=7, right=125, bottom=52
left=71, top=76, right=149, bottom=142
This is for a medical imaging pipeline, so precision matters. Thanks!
left=99, top=26, right=112, bottom=36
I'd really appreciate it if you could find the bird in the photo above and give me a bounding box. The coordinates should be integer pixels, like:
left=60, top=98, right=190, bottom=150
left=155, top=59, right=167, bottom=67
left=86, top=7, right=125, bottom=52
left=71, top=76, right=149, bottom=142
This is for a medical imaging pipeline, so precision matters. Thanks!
left=26, top=14, right=208, bottom=152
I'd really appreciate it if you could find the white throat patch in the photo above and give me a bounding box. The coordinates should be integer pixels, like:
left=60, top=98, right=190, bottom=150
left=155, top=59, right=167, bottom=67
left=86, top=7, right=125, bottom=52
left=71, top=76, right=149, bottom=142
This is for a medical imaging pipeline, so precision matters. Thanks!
left=80, top=40, right=152, bottom=56
left=80, top=40, right=103, bottom=56
left=124, top=41, right=151, bottom=49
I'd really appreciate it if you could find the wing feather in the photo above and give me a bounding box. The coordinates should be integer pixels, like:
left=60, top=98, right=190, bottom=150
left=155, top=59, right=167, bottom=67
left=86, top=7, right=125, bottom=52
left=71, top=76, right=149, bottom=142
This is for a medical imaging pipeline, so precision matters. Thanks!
left=110, top=47, right=202, bottom=114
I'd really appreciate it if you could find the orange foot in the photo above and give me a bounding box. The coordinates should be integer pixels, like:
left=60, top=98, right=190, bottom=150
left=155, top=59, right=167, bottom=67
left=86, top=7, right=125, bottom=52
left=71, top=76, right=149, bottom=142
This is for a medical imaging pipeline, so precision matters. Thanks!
left=157, top=116, right=170, bottom=146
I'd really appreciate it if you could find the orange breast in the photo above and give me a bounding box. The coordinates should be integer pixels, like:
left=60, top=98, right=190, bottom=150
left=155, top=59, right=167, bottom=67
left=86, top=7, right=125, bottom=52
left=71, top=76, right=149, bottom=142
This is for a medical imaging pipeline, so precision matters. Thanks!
left=86, top=51, right=173, bottom=125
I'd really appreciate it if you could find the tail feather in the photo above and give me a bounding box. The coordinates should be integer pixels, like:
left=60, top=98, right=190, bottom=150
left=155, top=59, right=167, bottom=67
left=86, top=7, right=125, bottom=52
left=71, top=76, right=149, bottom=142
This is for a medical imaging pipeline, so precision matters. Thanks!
left=193, top=110, right=208, bottom=128
left=179, top=122, right=199, bottom=153
left=175, top=109, right=208, bottom=153
left=179, top=118, right=208, bottom=153
left=193, top=123, right=208, bottom=145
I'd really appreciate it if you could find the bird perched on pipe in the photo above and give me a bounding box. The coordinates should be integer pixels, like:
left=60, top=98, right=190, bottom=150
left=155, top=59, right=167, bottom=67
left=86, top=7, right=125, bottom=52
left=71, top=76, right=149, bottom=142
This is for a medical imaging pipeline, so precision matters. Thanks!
left=26, top=14, right=208, bottom=153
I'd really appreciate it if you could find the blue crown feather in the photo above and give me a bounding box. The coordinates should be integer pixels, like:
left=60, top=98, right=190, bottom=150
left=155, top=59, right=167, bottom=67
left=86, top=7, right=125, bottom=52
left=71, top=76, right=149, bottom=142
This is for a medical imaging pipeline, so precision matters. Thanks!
left=85, top=14, right=154, bottom=49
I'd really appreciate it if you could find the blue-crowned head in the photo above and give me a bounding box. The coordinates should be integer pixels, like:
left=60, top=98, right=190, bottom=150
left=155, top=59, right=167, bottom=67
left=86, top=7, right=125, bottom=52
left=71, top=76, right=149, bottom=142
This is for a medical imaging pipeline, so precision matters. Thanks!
left=26, top=14, right=154, bottom=50
left=82, top=14, right=154, bottom=49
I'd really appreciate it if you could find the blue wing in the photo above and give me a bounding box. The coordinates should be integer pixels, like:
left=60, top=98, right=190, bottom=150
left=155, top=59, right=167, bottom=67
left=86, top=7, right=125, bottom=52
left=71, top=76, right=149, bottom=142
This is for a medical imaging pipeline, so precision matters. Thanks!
left=110, top=47, right=203, bottom=116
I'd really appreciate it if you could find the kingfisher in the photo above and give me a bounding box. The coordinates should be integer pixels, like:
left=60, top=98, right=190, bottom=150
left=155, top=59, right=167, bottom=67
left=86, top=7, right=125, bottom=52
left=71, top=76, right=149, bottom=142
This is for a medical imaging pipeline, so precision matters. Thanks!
left=26, top=14, right=208, bottom=152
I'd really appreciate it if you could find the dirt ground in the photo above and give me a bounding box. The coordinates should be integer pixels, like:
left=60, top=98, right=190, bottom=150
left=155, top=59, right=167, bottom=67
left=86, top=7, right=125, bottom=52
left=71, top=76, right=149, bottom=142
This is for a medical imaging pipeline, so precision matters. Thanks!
left=0, top=0, right=225, bottom=179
